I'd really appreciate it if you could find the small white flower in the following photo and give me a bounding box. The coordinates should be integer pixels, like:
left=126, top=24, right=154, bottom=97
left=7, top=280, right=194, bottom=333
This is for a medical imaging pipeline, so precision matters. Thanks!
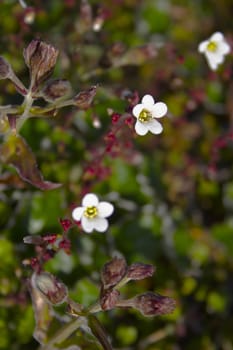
left=132, top=94, right=167, bottom=136
left=72, top=193, right=114, bottom=233
left=198, top=32, right=230, bottom=71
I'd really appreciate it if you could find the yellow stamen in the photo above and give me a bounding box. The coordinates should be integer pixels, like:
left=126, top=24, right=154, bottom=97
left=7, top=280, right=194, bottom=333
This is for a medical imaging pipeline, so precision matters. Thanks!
left=207, top=41, right=218, bottom=52
left=84, top=206, right=98, bottom=219
left=138, top=109, right=152, bottom=123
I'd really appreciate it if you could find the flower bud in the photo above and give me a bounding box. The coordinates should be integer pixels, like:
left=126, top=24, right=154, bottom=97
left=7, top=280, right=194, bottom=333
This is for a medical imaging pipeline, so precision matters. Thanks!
left=132, top=292, right=176, bottom=317
left=23, top=235, right=43, bottom=245
left=59, top=238, right=71, bottom=254
left=60, top=218, right=73, bottom=231
left=0, top=57, right=12, bottom=79
left=0, top=56, right=27, bottom=95
left=33, top=272, right=68, bottom=305
left=73, top=86, right=97, bottom=109
left=126, top=263, right=155, bottom=281
left=101, top=257, right=127, bottom=289
left=42, top=79, right=72, bottom=102
left=23, top=39, right=59, bottom=91
left=100, top=288, right=120, bottom=311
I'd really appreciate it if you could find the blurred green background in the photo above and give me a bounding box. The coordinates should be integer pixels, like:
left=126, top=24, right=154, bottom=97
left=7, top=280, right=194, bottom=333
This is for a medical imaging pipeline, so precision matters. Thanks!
left=1, top=0, right=233, bottom=349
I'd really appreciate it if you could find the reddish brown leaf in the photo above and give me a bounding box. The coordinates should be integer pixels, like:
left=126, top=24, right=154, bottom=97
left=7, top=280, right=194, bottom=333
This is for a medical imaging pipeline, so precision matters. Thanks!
left=27, top=276, right=53, bottom=345
left=0, top=133, right=61, bottom=190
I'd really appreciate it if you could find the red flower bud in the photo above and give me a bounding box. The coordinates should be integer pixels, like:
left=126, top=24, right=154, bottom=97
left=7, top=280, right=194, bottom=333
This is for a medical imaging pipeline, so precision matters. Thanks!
left=59, top=238, right=71, bottom=253
left=59, top=218, right=73, bottom=231
left=30, top=257, right=40, bottom=272
left=125, top=116, right=133, bottom=125
left=43, top=234, right=57, bottom=244
left=111, top=113, right=121, bottom=124
left=106, top=132, right=115, bottom=141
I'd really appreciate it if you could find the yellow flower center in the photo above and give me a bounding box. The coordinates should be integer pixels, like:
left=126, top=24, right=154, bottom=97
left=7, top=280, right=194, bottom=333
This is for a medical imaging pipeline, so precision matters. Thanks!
left=84, top=206, right=98, bottom=219
left=207, top=41, right=218, bottom=52
left=138, top=109, right=152, bottom=123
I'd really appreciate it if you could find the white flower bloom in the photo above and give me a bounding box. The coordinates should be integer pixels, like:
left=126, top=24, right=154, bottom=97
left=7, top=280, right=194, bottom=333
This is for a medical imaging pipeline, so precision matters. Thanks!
left=132, top=94, right=167, bottom=136
left=198, top=32, right=230, bottom=71
left=72, top=193, right=114, bottom=233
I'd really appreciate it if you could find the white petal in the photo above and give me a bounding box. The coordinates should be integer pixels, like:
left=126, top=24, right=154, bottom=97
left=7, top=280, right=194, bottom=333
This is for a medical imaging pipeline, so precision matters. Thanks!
left=205, top=52, right=223, bottom=70
left=151, top=102, right=167, bottom=118
left=72, top=207, right=84, bottom=221
left=135, top=121, right=149, bottom=136
left=141, top=94, right=155, bottom=107
left=218, top=41, right=231, bottom=55
left=208, top=60, right=218, bottom=70
left=206, top=58, right=218, bottom=70
left=92, top=217, right=108, bottom=232
left=147, top=119, right=163, bottom=134
left=98, top=202, right=114, bottom=218
left=82, top=193, right=99, bottom=207
left=81, top=216, right=95, bottom=233
left=132, top=104, right=144, bottom=118
left=198, top=40, right=208, bottom=53
left=211, top=32, right=224, bottom=42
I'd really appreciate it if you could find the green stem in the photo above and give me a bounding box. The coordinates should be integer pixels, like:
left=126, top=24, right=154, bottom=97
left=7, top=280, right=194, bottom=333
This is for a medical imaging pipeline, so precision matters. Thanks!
left=38, top=316, right=85, bottom=350
left=0, top=105, right=19, bottom=113
left=16, top=92, right=34, bottom=132
left=86, top=301, right=102, bottom=314
left=29, top=100, right=74, bottom=116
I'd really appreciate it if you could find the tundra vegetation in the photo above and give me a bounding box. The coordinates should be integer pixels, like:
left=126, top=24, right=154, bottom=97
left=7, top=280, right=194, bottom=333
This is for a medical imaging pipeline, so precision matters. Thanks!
left=0, top=1, right=233, bottom=350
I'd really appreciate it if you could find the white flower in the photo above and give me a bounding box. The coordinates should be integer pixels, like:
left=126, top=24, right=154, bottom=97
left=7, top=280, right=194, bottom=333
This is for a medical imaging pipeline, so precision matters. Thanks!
left=72, top=193, right=114, bottom=233
left=198, top=32, right=230, bottom=71
left=132, top=94, right=167, bottom=136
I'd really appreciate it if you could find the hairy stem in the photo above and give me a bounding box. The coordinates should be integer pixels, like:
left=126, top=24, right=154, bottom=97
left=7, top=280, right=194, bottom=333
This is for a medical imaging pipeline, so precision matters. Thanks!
left=38, top=317, right=85, bottom=350
left=16, top=92, right=33, bottom=132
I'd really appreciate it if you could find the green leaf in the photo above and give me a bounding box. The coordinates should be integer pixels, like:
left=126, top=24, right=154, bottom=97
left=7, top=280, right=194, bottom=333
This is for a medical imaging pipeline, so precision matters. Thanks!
left=116, top=325, right=137, bottom=345
left=28, top=189, right=64, bottom=233
left=207, top=292, right=226, bottom=313
left=72, top=278, right=99, bottom=307
left=16, top=306, right=35, bottom=344
left=212, top=223, right=233, bottom=255
left=0, top=237, right=16, bottom=268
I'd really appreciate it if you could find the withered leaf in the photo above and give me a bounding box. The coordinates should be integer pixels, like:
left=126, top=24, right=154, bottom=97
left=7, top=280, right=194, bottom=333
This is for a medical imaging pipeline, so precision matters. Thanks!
left=0, top=133, right=61, bottom=190
left=27, top=276, right=53, bottom=345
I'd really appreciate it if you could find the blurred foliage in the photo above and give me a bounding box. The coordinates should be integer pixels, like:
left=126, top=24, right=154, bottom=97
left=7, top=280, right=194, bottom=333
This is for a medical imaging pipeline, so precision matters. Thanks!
left=1, top=0, right=233, bottom=349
